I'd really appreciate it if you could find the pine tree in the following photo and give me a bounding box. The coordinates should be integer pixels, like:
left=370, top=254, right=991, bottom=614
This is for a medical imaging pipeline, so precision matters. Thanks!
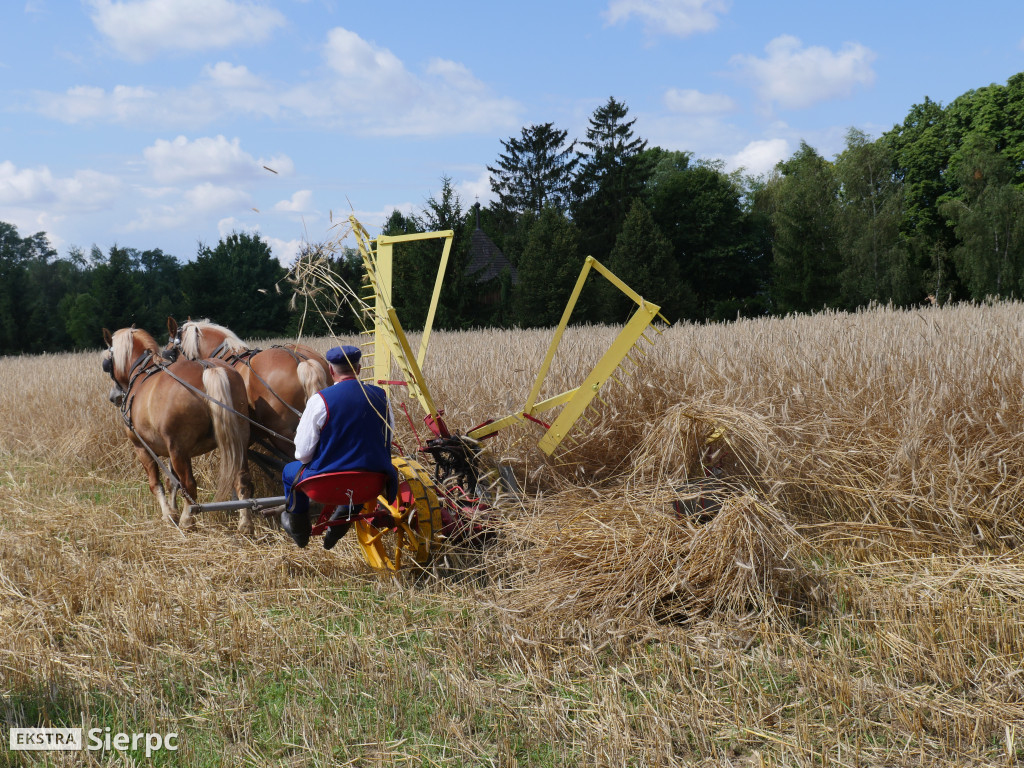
left=512, top=207, right=584, bottom=327
left=766, top=142, right=842, bottom=313
left=488, top=123, right=577, bottom=220
left=572, top=97, right=653, bottom=261
left=606, top=199, right=693, bottom=322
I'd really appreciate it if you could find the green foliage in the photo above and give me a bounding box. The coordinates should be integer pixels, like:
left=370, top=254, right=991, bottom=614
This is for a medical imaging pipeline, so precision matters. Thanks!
left=385, top=176, right=475, bottom=331
left=833, top=128, right=912, bottom=307
left=941, top=134, right=1024, bottom=297
left=180, top=232, right=289, bottom=338
left=286, top=243, right=366, bottom=337
left=488, top=122, right=578, bottom=218
left=572, top=97, right=654, bottom=262
left=511, top=207, right=588, bottom=327
left=606, top=198, right=693, bottom=322
left=765, top=142, right=842, bottom=314
left=646, top=159, right=761, bottom=319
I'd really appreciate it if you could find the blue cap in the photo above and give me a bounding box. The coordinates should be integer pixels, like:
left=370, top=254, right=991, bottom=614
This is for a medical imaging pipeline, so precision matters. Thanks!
left=326, top=345, right=362, bottom=367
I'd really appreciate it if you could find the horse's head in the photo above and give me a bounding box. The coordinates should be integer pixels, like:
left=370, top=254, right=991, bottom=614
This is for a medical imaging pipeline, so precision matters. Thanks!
left=163, top=317, right=184, bottom=362
left=174, top=318, right=247, bottom=360
left=102, top=326, right=164, bottom=392
left=101, top=327, right=124, bottom=393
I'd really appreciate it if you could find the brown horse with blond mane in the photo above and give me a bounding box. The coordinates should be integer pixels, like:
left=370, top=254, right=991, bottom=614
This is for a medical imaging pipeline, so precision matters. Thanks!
left=165, top=318, right=330, bottom=461
left=102, top=326, right=255, bottom=533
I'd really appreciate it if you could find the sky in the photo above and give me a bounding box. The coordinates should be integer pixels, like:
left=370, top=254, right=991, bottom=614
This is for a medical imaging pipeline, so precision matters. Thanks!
left=2, top=1, right=1023, bottom=266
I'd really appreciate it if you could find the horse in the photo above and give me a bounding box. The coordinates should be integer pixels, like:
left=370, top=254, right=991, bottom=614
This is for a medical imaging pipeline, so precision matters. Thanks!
left=102, top=326, right=255, bottom=533
left=164, top=318, right=330, bottom=464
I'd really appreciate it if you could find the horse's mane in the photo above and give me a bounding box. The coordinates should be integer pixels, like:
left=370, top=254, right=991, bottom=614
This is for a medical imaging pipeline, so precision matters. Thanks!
left=112, top=327, right=161, bottom=376
left=180, top=319, right=249, bottom=359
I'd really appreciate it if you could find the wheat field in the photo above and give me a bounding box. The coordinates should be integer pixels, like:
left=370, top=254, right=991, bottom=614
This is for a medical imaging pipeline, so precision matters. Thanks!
left=1, top=302, right=1023, bottom=766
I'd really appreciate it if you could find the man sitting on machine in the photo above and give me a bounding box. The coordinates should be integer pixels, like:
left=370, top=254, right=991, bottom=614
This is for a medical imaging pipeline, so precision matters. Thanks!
left=280, top=344, right=399, bottom=550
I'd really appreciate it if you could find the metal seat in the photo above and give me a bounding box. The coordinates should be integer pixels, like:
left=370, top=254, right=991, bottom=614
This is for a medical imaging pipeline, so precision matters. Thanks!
left=294, top=471, right=387, bottom=507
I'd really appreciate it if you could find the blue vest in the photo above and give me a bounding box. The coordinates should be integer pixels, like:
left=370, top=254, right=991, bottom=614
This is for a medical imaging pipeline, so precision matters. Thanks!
left=304, top=379, right=392, bottom=477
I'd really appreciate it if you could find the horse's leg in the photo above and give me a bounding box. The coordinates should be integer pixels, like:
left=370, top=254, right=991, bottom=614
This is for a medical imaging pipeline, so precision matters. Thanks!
left=169, top=452, right=198, bottom=531
left=235, top=459, right=255, bottom=536
left=135, top=446, right=178, bottom=524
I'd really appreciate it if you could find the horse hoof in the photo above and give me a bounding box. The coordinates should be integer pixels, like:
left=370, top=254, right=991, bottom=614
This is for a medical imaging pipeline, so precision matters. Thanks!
left=237, top=521, right=254, bottom=536
left=179, top=514, right=195, bottom=531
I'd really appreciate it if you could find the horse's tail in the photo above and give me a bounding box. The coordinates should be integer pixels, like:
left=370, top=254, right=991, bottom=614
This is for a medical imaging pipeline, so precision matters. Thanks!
left=297, top=358, right=329, bottom=403
left=202, top=366, right=250, bottom=501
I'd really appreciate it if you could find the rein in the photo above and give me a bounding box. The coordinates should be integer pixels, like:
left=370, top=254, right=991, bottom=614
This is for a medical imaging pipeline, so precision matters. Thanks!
left=208, top=340, right=308, bottom=420
left=114, top=351, right=297, bottom=505
left=113, top=350, right=196, bottom=506
left=174, top=325, right=317, bottom=423
left=157, top=358, right=297, bottom=444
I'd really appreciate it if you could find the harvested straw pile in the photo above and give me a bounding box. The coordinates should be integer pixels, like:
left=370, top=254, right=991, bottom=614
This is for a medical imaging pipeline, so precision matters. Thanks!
left=489, top=485, right=822, bottom=629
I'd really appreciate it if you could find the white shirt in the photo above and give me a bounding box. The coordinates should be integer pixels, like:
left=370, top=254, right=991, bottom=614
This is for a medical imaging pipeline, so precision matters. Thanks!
left=293, top=382, right=396, bottom=464
left=293, top=392, right=329, bottom=464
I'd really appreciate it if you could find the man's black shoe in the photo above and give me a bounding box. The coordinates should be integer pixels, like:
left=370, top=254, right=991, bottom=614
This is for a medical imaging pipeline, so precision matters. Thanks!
left=281, top=509, right=311, bottom=548
left=323, top=507, right=352, bottom=551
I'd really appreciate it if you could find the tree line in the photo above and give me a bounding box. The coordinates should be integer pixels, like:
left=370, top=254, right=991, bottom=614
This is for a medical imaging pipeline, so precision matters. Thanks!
left=0, top=229, right=301, bottom=354
left=3, top=73, right=1024, bottom=354
left=375, top=74, right=1024, bottom=331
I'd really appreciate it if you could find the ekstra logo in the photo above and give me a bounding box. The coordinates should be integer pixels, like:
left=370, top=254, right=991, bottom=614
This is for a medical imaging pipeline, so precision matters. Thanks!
left=9, top=728, right=82, bottom=751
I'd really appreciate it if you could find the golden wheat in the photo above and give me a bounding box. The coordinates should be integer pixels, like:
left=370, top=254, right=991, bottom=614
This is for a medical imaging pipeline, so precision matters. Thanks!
left=1, top=303, right=1023, bottom=766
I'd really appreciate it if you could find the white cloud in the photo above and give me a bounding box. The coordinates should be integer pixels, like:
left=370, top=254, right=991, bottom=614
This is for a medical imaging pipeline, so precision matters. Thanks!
left=203, top=61, right=264, bottom=90
left=87, top=0, right=286, bottom=62
left=639, top=104, right=746, bottom=161
left=35, top=84, right=158, bottom=123
left=726, top=138, right=789, bottom=176
left=143, top=135, right=291, bottom=184
left=273, top=190, right=313, bottom=213
left=217, top=216, right=259, bottom=238
left=0, top=160, right=121, bottom=210
left=340, top=204, right=416, bottom=234
left=731, top=35, right=876, bottom=110
left=319, top=27, right=520, bottom=135
left=32, top=27, right=520, bottom=137
left=663, top=87, right=735, bottom=114
left=324, top=27, right=409, bottom=100
left=604, top=0, right=729, bottom=37
left=184, top=182, right=249, bottom=210
left=266, top=236, right=304, bottom=267
left=455, top=170, right=493, bottom=208
left=126, top=182, right=251, bottom=232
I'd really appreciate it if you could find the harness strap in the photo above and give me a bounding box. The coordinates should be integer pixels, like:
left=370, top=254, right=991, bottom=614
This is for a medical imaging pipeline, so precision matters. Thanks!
left=117, top=358, right=295, bottom=503
left=157, top=362, right=294, bottom=444
left=113, top=350, right=191, bottom=503
left=235, top=349, right=304, bottom=419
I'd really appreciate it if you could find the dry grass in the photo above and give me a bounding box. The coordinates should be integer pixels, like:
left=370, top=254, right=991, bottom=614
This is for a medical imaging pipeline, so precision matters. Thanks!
left=1, top=303, right=1023, bottom=766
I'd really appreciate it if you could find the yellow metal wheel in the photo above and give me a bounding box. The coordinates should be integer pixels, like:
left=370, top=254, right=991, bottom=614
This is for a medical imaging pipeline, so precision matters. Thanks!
left=355, top=456, right=444, bottom=572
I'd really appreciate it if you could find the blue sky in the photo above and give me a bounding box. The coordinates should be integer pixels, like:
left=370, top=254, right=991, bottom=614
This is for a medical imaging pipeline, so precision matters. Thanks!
left=2, top=1, right=1023, bottom=265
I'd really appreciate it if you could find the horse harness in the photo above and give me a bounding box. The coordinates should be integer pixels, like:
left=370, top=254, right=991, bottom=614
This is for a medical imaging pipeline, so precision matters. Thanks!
left=207, top=341, right=317, bottom=420
left=107, top=348, right=199, bottom=504
left=107, top=349, right=295, bottom=505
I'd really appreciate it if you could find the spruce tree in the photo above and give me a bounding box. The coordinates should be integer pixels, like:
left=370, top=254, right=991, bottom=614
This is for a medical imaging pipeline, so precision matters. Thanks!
left=572, top=97, right=653, bottom=261
left=606, top=199, right=693, bottom=322
left=488, top=123, right=577, bottom=220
